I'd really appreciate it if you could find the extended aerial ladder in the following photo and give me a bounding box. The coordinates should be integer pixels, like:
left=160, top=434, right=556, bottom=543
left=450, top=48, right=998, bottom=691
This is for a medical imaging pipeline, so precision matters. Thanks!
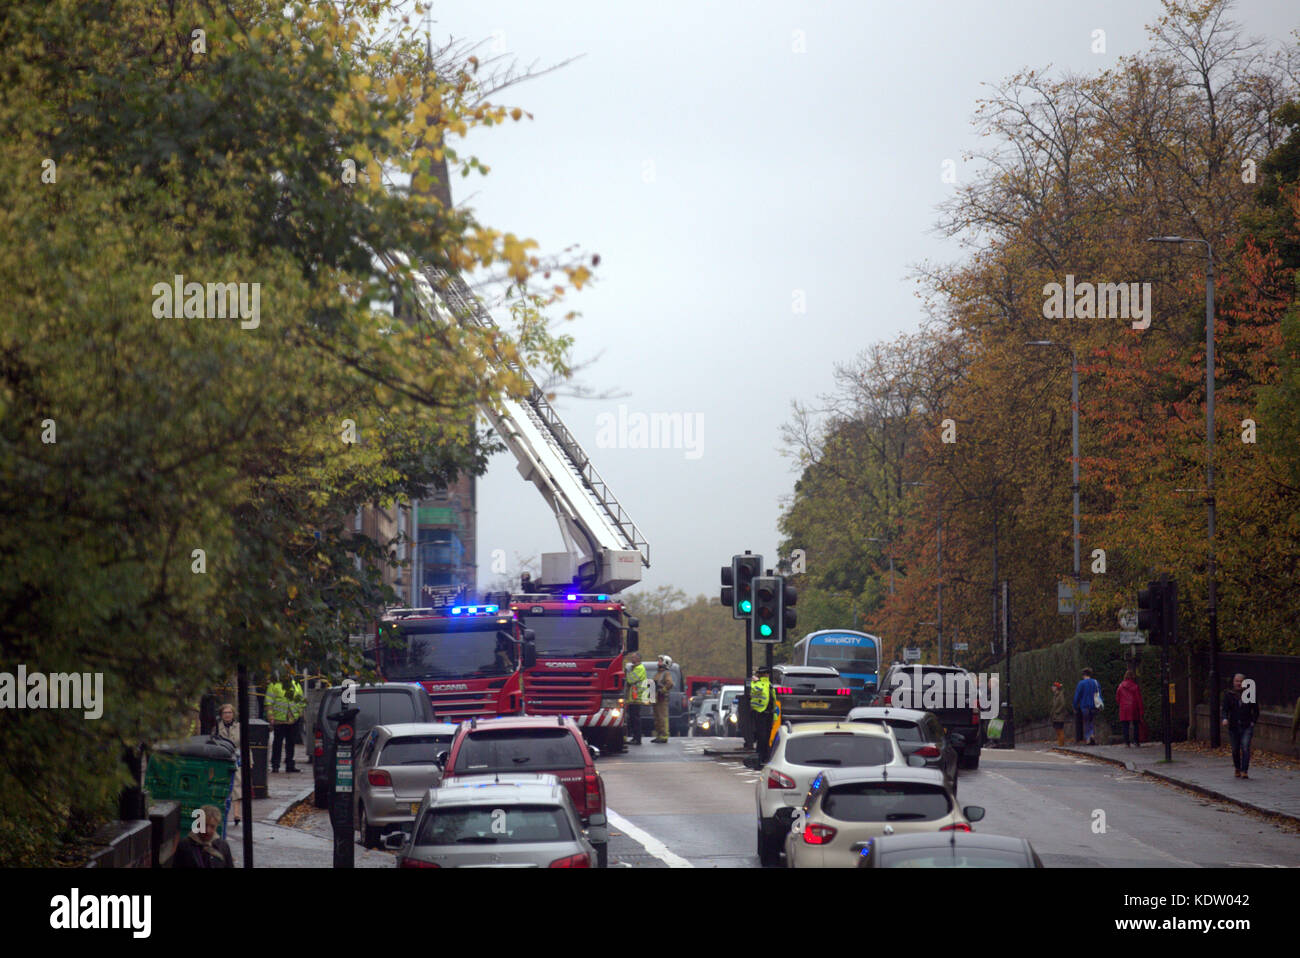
left=376, top=251, right=649, bottom=594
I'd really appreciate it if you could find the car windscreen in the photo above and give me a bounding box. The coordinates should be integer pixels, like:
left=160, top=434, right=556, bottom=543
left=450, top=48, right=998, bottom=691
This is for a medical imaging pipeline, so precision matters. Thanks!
left=381, top=619, right=517, bottom=680
left=453, top=728, right=586, bottom=773
left=322, top=691, right=425, bottom=734
left=522, top=613, right=621, bottom=657
left=378, top=735, right=452, bottom=766
left=821, top=782, right=952, bottom=822
left=807, top=638, right=878, bottom=676
left=879, top=847, right=1029, bottom=868
left=415, top=804, right=574, bottom=846
left=720, top=690, right=740, bottom=710
left=784, top=734, right=894, bottom=768
left=853, top=718, right=923, bottom=742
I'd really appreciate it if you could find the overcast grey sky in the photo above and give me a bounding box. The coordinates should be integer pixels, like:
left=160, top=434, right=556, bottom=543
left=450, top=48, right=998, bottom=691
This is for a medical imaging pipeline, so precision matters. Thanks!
left=447, top=0, right=1298, bottom=601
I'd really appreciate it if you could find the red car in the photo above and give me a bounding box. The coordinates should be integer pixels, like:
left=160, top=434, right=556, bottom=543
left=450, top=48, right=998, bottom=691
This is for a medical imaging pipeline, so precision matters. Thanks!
left=440, top=715, right=609, bottom=867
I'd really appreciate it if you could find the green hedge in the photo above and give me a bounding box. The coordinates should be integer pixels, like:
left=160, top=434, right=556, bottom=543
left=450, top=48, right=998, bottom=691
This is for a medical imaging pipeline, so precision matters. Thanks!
left=1007, top=632, right=1168, bottom=737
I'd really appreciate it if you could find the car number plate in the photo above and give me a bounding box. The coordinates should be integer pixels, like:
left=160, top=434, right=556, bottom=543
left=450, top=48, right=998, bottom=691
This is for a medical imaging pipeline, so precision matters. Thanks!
left=410, top=803, right=421, bottom=815
left=802, top=701, right=829, bottom=709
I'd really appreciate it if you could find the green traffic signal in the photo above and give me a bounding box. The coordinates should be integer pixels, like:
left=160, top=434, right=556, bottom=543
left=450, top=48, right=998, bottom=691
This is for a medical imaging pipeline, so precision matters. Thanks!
left=739, top=599, right=752, bottom=613
left=759, top=623, right=772, bottom=637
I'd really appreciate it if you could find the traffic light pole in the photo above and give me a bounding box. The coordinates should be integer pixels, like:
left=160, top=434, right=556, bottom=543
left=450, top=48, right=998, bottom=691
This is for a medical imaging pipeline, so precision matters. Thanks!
left=1002, top=580, right=1014, bottom=749
left=744, top=614, right=753, bottom=749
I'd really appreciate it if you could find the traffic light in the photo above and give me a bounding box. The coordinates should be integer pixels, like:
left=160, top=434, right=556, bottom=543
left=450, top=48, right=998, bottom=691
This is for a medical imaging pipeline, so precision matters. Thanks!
left=720, top=565, right=733, bottom=609
left=782, top=578, right=798, bottom=636
left=1137, top=580, right=1165, bottom=645
left=753, top=576, right=780, bottom=642
left=729, top=554, right=762, bottom=621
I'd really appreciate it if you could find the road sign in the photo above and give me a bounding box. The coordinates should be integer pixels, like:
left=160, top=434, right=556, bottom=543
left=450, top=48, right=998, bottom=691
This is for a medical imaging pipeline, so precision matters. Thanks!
left=1118, top=607, right=1137, bottom=631
left=1057, top=580, right=1091, bottom=614
left=904, top=647, right=921, bottom=662
left=953, top=642, right=968, bottom=651
left=1119, top=631, right=1145, bottom=644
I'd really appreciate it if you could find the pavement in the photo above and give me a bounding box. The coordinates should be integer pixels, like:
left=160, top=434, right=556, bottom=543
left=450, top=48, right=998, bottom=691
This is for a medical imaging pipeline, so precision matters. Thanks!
left=1051, top=739, right=1300, bottom=823
left=223, top=761, right=392, bottom=868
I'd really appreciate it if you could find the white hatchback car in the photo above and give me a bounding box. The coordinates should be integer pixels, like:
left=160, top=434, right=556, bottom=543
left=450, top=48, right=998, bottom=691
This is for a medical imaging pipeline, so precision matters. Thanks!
left=754, top=721, right=907, bottom=867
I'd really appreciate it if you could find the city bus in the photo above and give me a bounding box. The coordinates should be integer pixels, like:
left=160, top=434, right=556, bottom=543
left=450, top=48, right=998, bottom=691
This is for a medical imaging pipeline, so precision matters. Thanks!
left=791, top=630, right=882, bottom=705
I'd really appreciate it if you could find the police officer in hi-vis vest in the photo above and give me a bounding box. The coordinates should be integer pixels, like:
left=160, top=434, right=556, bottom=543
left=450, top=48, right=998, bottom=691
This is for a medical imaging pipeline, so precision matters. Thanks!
left=624, top=652, right=648, bottom=745
left=750, top=666, right=773, bottom=763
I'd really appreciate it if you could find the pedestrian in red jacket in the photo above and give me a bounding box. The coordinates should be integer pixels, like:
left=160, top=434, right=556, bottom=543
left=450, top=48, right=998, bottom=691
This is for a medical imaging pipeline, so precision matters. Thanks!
left=1116, top=670, right=1144, bottom=748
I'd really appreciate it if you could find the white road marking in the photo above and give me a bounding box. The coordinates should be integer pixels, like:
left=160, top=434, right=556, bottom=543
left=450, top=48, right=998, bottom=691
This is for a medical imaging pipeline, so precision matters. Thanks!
left=606, top=808, right=694, bottom=868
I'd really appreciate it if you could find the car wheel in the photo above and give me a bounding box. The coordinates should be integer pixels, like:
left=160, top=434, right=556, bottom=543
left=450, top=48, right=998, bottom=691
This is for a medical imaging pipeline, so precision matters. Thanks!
left=595, top=841, right=609, bottom=868
left=757, top=824, right=781, bottom=868
left=313, top=782, right=329, bottom=809
left=359, top=805, right=380, bottom=849
left=961, top=750, right=980, bottom=770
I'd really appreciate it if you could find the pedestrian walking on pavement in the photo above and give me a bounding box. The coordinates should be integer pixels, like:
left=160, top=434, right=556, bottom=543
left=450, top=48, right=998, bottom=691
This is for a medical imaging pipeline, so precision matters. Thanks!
left=1050, top=682, right=1070, bottom=747
left=174, top=804, right=235, bottom=868
left=212, top=703, right=242, bottom=825
left=1073, top=668, right=1102, bottom=746
left=652, top=654, right=675, bottom=743
left=1221, top=672, right=1261, bottom=779
left=625, top=653, right=647, bottom=745
left=1116, top=670, right=1144, bottom=747
left=267, top=670, right=305, bottom=773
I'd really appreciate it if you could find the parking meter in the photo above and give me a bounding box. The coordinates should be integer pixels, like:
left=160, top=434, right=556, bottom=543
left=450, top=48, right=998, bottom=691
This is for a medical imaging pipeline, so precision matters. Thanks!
left=328, top=703, right=360, bottom=868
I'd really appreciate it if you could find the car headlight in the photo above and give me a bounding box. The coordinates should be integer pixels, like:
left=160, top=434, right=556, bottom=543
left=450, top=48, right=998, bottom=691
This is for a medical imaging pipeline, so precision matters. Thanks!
left=610, top=709, right=622, bottom=719
left=701, top=720, right=711, bottom=729
left=728, top=713, right=737, bottom=724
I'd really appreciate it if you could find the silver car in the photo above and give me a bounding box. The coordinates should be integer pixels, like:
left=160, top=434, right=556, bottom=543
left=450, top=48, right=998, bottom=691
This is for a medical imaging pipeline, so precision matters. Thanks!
left=353, top=722, right=457, bottom=847
left=784, top=766, right=986, bottom=869
left=692, top=698, right=721, bottom=736
left=390, top=774, right=598, bottom=868
left=754, top=721, right=906, bottom=867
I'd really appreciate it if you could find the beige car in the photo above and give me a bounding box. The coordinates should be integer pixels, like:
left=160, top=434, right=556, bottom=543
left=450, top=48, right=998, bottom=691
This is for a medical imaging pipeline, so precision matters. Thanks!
left=784, top=766, right=985, bottom=868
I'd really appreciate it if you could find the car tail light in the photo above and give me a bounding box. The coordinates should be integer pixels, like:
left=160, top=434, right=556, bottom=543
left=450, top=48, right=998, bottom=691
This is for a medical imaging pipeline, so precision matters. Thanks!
left=940, top=823, right=972, bottom=832
left=802, top=823, right=837, bottom=845
left=971, top=709, right=980, bottom=725
left=549, top=853, right=591, bottom=868
left=314, top=730, right=323, bottom=758
left=915, top=745, right=941, bottom=758
left=774, top=686, right=793, bottom=695
left=584, top=770, right=601, bottom=810
left=767, top=769, right=797, bottom=789
left=836, top=688, right=851, bottom=696
left=367, top=769, right=392, bottom=787
left=400, top=858, right=440, bottom=868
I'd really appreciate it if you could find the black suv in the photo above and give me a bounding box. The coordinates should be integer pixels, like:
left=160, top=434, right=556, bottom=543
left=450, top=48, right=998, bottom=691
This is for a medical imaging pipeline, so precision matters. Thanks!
left=771, top=664, right=853, bottom=723
left=312, top=683, right=436, bottom=807
left=873, top=664, right=985, bottom=769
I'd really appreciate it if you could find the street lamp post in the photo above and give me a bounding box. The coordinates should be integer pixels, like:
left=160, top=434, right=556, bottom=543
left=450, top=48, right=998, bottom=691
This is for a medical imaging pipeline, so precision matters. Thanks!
left=1027, top=340, right=1081, bottom=635
left=1147, top=235, right=1218, bottom=748
left=905, top=481, right=941, bottom=662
